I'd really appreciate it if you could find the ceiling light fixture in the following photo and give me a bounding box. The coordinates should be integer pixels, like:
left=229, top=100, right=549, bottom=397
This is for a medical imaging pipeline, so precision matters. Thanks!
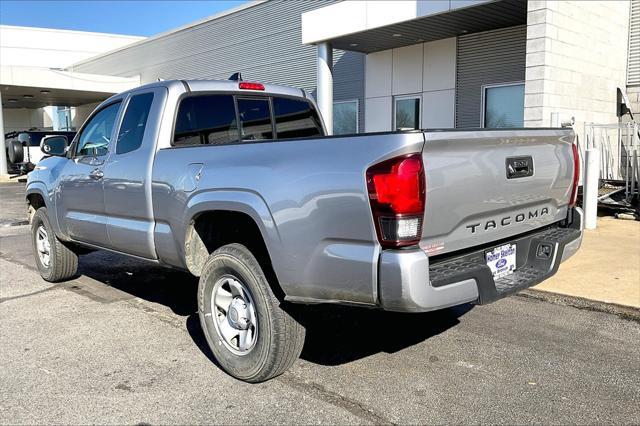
left=349, top=43, right=358, bottom=47
left=23, top=94, right=34, bottom=99
left=40, top=89, right=51, bottom=94
left=392, top=33, right=402, bottom=37
left=8, top=99, right=18, bottom=103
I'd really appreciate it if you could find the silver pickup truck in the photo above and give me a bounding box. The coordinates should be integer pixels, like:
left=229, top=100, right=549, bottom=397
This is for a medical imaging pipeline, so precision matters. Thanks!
left=26, top=79, right=583, bottom=382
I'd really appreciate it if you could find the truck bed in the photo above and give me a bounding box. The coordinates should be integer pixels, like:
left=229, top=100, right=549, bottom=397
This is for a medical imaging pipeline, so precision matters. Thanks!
left=151, top=127, right=577, bottom=308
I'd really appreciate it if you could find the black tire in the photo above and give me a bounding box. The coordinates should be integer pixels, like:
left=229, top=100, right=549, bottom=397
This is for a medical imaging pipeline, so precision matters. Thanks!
left=31, top=207, right=78, bottom=282
left=8, top=140, right=24, bottom=164
left=198, top=243, right=305, bottom=383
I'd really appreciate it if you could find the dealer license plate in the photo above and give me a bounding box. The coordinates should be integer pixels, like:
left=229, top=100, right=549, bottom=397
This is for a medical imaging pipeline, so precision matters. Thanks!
left=485, top=243, right=516, bottom=279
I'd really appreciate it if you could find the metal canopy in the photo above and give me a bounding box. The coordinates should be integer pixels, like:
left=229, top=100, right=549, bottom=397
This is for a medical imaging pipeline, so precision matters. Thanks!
left=327, top=0, right=526, bottom=53
left=1, top=84, right=112, bottom=109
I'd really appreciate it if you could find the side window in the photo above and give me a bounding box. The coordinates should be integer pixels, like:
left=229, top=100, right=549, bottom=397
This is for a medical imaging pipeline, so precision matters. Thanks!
left=75, top=102, right=121, bottom=157
left=394, top=95, right=421, bottom=131
left=332, top=100, right=358, bottom=135
left=273, top=97, right=323, bottom=139
left=116, top=93, right=154, bottom=154
left=483, top=83, right=525, bottom=128
left=237, top=98, right=273, bottom=141
left=174, top=95, right=238, bottom=146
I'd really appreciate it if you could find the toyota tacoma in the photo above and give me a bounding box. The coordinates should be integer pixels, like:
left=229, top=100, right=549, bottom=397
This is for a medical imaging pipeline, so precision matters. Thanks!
left=26, top=79, right=583, bottom=382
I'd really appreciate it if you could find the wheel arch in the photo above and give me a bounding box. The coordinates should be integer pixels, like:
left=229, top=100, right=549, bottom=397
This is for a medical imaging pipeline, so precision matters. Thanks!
left=181, top=190, right=285, bottom=297
left=26, top=183, right=50, bottom=224
left=26, top=184, right=48, bottom=209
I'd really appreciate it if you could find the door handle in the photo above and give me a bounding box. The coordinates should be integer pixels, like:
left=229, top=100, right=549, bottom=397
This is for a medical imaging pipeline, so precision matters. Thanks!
left=89, top=169, right=104, bottom=180
left=506, top=156, right=534, bottom=179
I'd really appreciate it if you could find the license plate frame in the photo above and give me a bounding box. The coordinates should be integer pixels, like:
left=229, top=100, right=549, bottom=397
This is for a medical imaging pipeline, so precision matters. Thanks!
left=485, top=243, right=517, bottom=279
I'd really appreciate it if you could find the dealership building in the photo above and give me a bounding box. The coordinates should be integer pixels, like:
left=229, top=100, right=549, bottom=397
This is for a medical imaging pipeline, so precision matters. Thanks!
left=0, top=0, right=637, bottom=150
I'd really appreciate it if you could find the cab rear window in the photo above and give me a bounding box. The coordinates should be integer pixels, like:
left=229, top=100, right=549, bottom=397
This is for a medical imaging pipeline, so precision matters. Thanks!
left=237, top=98, right=273, bottom=141
left=272, top=97, right=323, bottom=139
left=174, top=95, right=238, bottom=146
left=172, top=94, right=323, bottom=147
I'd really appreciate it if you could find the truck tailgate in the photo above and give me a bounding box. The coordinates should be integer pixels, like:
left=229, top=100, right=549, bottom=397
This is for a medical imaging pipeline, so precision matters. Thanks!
left=420, top=129, right=576, bottom=256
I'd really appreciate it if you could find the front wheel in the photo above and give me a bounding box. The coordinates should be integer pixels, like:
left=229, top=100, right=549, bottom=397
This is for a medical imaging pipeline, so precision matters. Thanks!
left=198, top=243, right=305, bottom=382
left=31, top=207, right=78, bottom=282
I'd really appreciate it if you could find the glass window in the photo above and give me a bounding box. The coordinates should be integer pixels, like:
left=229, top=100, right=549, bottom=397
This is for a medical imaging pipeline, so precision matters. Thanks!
left=117, top=93, right=154, bottom=154
left=237, top=98, right=273, bottom=141
left=333, top=100, right=358, bottom=135
left=75, top=102, right=121, bottom=157
left=273, top=97, right=323, bottom=139
left=54, top=107, right=73, bottom=131
left=174, top=95, right=238, bottom=146
left=394, top=97, right=420, bottom=130
left=483, top=83, right=525, bottom=128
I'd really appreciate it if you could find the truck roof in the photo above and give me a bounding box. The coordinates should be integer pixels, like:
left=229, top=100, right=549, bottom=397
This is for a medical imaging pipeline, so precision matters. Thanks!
left=112, top=79, right=307, bottom=101
left=185, top=79, right=306, bottom=98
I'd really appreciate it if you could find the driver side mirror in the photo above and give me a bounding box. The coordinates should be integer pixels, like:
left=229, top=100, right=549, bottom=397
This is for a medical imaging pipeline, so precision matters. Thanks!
left=41, top=135, right=68, bottom=157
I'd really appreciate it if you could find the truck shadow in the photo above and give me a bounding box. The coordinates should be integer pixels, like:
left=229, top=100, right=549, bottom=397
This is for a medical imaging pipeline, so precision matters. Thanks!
left=187, top=303, right=473, bottom=366
left=78, top=251, right=199, bottom=316
left=78, top=251, right=474, bottom=367
left=294, top=303, right=473, bottom=365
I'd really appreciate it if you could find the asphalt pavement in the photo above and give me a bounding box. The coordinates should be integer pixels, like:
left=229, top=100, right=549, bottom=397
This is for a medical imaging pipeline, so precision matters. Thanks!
left=0, top=181, right=28, bottom=226
left=1, top=182, right=639, bottom=425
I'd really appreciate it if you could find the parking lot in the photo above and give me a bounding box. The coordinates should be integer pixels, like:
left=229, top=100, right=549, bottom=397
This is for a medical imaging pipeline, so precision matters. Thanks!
left=1, top=181, right=639, bottom=424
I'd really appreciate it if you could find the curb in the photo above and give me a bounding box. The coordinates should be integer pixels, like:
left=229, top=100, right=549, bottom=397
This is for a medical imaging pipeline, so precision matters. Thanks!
left=519, top=289, right=640, bottom=322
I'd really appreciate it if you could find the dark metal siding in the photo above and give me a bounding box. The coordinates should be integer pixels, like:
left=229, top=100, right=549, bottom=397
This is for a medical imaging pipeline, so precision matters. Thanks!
left=71, top=0, right=365, bottom=131
left=455, top=25, right=526, bottom=128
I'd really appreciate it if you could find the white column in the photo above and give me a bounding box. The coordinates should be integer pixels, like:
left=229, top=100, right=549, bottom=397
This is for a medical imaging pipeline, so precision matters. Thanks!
left=0, top=91, right=7, bottom=176
left=316, top=42, right=333, bottom=135
left=583, top=147, right=600, bottom=229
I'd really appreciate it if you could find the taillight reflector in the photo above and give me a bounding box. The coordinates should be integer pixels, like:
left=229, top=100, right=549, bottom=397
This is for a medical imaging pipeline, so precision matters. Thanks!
left=367, top=153, right=425, bottom=248
left=569, top=142, right=580, bottom=207
left=239, top=81, right=265, bottom=91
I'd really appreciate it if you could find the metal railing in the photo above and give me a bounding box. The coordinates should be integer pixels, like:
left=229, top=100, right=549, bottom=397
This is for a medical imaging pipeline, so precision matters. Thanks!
left=584, top=122, right=639, bottom=202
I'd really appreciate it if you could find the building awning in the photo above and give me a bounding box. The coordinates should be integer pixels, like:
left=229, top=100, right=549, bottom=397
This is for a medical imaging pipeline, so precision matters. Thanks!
left=302, top=0, right=526, bottom=53
left=1, top=65, right=140, bottom=109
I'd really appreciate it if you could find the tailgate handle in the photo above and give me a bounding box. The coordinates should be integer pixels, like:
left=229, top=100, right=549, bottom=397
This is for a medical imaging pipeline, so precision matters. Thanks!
left=506, top=156, right=534, bottom=179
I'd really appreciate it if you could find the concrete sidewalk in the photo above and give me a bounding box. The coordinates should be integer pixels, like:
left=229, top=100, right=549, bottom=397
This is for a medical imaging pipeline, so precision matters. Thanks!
left=534, top=217, right=640, bottom=309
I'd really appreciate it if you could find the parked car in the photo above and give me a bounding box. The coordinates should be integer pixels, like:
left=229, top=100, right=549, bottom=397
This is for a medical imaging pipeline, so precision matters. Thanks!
left=4, top=130, right=77, bottom=175
left=26, top=79, right=583, bottom=382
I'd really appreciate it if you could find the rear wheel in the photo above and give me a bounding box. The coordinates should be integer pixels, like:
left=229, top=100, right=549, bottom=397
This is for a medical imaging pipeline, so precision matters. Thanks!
left=31, top=207, right=78, bottom=282
left=198, top=243, right=305, bottom=382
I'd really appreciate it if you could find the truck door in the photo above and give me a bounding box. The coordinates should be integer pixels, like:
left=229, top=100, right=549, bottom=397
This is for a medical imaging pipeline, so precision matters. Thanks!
left=57, top=100, right=123, bottom=247
left=101, top=87, right=167, bottom=259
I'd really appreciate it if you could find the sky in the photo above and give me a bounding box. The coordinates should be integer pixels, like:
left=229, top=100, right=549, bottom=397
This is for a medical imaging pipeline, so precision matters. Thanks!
left=0, top=1, right=248, bottom=37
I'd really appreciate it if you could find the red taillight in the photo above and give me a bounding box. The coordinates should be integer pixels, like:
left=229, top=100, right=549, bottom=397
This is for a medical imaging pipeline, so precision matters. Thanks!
left=238, top=81, right=265, bottom=91
left=367, top=153, right=425, bottom=248
left=569, top=142, right=580, bottom=207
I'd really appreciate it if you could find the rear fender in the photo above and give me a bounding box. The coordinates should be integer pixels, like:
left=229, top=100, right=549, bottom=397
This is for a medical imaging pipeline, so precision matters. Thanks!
left=180, top=189, right=284, bottom=277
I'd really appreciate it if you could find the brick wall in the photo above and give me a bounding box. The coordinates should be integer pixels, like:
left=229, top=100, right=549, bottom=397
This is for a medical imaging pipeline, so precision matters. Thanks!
left=524, top=1, right=630, bottom=138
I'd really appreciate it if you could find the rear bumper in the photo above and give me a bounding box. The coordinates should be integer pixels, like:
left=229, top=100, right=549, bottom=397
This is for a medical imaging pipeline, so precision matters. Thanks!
left=378, top=208, right=583, bottom=312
